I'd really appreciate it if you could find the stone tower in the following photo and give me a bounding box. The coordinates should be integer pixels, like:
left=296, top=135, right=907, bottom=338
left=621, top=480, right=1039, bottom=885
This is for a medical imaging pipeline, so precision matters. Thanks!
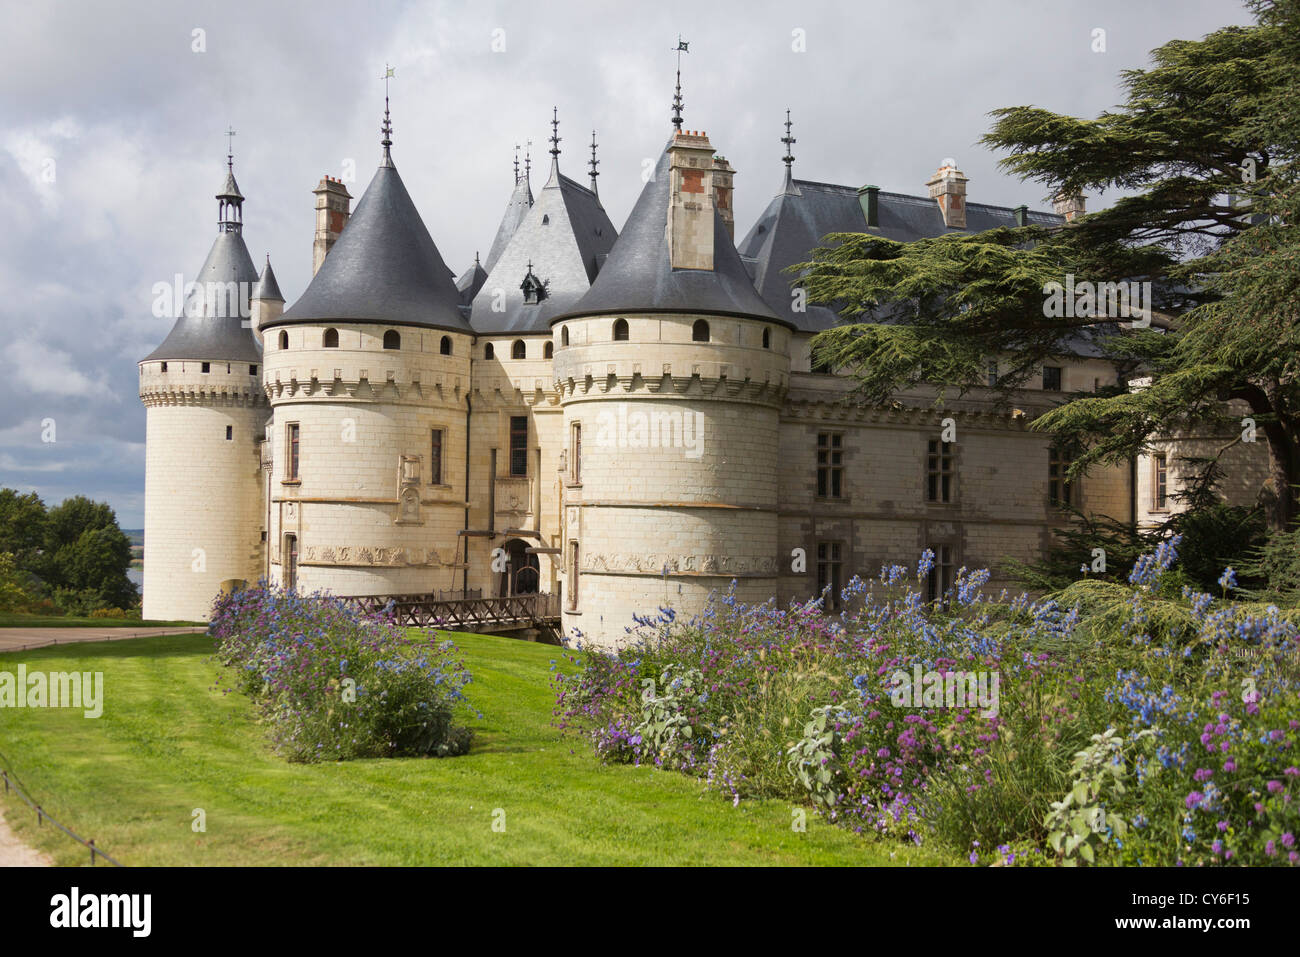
left=551, top=127, right=792, bottom=645
left=139, top=156, right=267, bottom=621
left=260, top=105, right=475, bottom=596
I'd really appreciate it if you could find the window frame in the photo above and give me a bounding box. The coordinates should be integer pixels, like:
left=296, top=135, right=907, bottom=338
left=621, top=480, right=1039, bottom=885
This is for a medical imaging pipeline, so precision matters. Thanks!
left=509, top=415, right=529, bottom=477
left=285, top=422, right=301, bottom=482
left=430, top=428, right=444, bottom=486
left=816, top=540, right=843, bottom=611
left=926, top=439, right=956, bottom=504
left=816, top=432, right=844, bottom=500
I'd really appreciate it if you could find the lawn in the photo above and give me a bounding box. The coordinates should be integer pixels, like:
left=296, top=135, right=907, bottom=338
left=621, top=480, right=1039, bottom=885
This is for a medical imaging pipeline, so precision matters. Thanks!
left=0, top=630, right=956, bottom=866
left=0, top=613, right=200, bottom=629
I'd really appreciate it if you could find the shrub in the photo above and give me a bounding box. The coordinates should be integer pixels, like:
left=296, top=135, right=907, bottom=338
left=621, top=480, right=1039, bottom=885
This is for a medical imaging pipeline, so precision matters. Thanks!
left=209, top=584, right=474, bottom=762
left=555, top=541, right=1300, bottom=865
left=90, top=606, right=128, bottom=619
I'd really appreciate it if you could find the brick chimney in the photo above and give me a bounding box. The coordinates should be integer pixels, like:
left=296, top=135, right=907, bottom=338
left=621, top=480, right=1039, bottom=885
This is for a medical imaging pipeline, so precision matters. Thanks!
left=926, top=160, right=968, bottom=229
left=667, top=130, right=716, bottom=271
left=313, top=176, right=353, bottom=275
left=1053, top=190, right=1086, bottom=223
left=711, top=154, right=735, bottom=241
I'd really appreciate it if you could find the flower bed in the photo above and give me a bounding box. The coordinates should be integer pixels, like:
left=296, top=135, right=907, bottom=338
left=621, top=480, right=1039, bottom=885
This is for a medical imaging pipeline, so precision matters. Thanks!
left=553, top=540, right=1300, bottom=865
left=209, top=586, right=473, bottom=762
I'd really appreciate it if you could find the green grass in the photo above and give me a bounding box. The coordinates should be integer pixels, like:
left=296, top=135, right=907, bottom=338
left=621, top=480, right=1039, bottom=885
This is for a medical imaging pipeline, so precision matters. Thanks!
left=0, top=631, right=962, bottom=866
left=0, top=612, right=200, bottom=629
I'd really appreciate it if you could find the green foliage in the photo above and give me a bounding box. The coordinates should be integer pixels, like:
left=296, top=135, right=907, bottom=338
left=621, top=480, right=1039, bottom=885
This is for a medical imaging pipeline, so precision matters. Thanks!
left=1045, top=728, right=1152, bottom=866
left=0, top=488, right=138, bottom=612
left=785, top=705, right=852, bottom=811
left=0, top=552, right=36, bottom=612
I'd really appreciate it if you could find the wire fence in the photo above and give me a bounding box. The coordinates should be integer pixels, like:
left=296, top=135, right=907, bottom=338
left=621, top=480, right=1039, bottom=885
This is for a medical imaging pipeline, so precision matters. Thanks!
left=0, top=758, right=123, bottom=867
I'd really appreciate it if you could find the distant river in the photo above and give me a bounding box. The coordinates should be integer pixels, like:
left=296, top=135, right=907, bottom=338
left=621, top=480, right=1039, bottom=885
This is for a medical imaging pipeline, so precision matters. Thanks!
left=128, top=567, right=143, bottom=587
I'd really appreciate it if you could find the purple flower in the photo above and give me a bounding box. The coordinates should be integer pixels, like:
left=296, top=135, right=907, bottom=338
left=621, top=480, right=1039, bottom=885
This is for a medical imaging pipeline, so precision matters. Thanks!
left=1223, top=759, right=1237, bottom=773
left=1268, top=780, right=1283, bottom=793
left=1283, top=832, right=1295, bottom=848
left=1185, top=791, right=1204, bottom=810
left=1266, top=840, right=1277, bottom=856
left=1211, top=840, right=1223, bottom=855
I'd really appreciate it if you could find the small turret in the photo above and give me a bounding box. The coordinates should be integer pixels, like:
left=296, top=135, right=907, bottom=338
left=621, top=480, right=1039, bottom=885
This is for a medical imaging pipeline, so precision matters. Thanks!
left=250, top=256, right=285, bottom=345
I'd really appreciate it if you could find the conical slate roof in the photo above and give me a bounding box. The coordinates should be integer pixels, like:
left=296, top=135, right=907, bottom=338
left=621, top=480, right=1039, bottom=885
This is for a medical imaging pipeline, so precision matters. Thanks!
left=470, top=159, right=617, bottom=335
left=484, top=174, right=533, bottom=273
left=252, top=257, right=283, bottom=301
left=142, top=230, right=262, bottom=363
left=217, top=167, right=243, bottom=201
left=269, top=162, right=471, bottom=333
left=456, top=254, right=488, bottom=305
left=556, top=140, right=786, bottom=325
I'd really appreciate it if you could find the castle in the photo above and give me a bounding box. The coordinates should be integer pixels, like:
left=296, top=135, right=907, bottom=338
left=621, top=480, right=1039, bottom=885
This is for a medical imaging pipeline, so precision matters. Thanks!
left=138, top=91, right=1268, bottom=646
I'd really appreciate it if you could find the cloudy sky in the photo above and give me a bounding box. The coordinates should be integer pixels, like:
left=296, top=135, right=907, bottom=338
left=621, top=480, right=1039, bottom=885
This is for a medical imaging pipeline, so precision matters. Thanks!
left=0, top=0, right=1254, bottom=528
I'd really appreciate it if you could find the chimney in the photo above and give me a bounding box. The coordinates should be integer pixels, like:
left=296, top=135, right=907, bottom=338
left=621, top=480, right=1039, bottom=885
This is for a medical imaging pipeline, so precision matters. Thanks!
left=711, top=154, right=735, bottom=241
left=1013, top=204, right=1029, bottom=227
left=926, top=160, right=968, bottom=229
left=667, top=130, right=716, bottom=271
left=313, top=176, right=353, bottom=275
left=857, top=185, right=879, bottom=227
left=1053, top=191, right=1086, bottom=223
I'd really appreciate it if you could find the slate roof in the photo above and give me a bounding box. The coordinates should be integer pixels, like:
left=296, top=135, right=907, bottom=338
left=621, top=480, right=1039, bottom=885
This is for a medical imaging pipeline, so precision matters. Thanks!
left=456, top=254, right=488, bottom=306
left=269, top=160, right=472, bottom=333
left=555, top=141, right=785, bottom=326
left=142, top=229, right=262, bottom=363
left=252, top=257, right=283, bottom=302
left=469, top=159, right=618, bottom=335
left=484, top=175, right=534, bottom=273
left=737, top=178, right=1064, bottom=332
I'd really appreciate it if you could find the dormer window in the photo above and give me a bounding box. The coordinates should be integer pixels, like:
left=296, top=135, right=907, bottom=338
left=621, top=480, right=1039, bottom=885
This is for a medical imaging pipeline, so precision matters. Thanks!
left=521, top=262, right=547, bottom=305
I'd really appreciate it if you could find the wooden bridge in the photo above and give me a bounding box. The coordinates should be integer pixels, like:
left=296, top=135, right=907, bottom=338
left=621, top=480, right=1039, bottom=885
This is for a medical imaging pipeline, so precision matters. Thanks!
left=336, top=591, right=562, bottom=638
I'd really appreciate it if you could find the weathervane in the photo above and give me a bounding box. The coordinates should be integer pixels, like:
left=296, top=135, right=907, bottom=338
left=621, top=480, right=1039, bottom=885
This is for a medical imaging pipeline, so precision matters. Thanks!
left=672, top=37, right=689, bottom=129
left=514, top=143, right=521, bottom=183
left=524, top=139, right=532, bottom=180
left=225, top=126, right=236, bottom=169
left=549, top=107, right=561, bottom=158
left=589, top=130, right=599, bottom=193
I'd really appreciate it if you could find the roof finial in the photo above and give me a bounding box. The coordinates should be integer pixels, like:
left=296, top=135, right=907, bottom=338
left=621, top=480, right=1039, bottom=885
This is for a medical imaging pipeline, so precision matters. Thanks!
left=672, top=37, right=689, bottom=130
left=781, top=109, right=797, bottom=192
left=589, top=130, right=600, bottom=194
left=549, top=107, right=561, bottom=159
left=524, top=139, right=532, bottom=182
left=225, top=126, right=236, bottom=170
left=514, top=143, right=521, bottom=183
left=380, top=64, right=395, bottom=166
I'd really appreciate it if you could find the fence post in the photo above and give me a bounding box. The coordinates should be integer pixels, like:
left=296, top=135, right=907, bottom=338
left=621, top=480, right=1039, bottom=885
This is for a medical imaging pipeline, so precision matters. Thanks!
left=2, top=770, right=7, bottom=793
left=36, top=805, right=43, bottom=825
left=89, top=839, right=96, bottom=866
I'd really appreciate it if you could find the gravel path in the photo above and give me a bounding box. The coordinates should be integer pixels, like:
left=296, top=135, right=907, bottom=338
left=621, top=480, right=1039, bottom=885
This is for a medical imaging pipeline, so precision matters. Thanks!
left=0, top=803, right=52, bottom=867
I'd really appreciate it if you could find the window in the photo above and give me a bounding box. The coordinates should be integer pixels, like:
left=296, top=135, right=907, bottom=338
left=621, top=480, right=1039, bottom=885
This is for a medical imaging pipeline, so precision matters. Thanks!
left=816, top=432, right=844, bottom=499
left=201, top=362, right=211, bottom=373
left=323, top=328, right=339, bottom=348
left=561, top=326, right=570, bottom=346
left=160, top=361, right=168, bottom=372
left=816, top=542, right=843, bottom=610
left=544, top=341, right=554, bottom=359
left=512, top=339, right=526, bottom=359
left=613, top=319, right=629, bottom=341
left=1048, top=446, right=1074, bottom=508
left=286, top=423, right=300, bottom=480
left=926, top=545, right=955, bottom=604
left=567, top=541, right=580, bottom=610
left=762, top=328, right=771, bottom=349
left=987, top=360, right=998, bottom=388
left=284, top=534, right=298, bottom=593
left=485, top=343, right=494, bottom=359
left=926, top=440, right=955, bottom=503
left=278, top=331, right=288, bottom=350
left=225, top=425, right=233, bottom=440
left=1042, top=366, right=1062, bottom=391
left=383, top=330, right=400, bottom=350
left=692, top=319, right=710, bottom=342
left=440, top=336, right=452, bottom=356
left=570, top=422, right=582, bottom=483
left=249, top=364, right=258, bottom=375
left=1152, top=453, right=1168, bottom=511
left=418, top=429, right=439, bottom=486
left=509, top=416, right=528, bottom=476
